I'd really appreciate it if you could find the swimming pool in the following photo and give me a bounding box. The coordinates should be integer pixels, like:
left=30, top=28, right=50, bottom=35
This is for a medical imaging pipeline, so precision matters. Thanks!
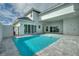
left=13, top=35, right=59, bottom=56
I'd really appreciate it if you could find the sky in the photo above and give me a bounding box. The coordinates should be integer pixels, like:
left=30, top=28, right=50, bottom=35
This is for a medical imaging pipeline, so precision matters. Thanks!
left=0, top=3, right=58, bottom=25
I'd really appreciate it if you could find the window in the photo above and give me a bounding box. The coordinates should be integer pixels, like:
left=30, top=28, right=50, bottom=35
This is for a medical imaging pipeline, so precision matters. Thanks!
left=38, top=25, right=41, bottom=28
left=35, top=25, right=36, bottom=32
left=32, top=25, right=34, bottom=33
left=50, top=26, right=53, bottom=32
left=46, top=26, right=48, bottom=32
left=24, top=25, right=27, bottom=34
left=28, top=25, right=30, bottom=33
left=54, top=26, right=59, bottom=32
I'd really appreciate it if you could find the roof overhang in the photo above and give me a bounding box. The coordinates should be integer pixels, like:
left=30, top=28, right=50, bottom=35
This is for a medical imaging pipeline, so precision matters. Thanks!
left=41, top=4, right=75, bottom=21
left=24, top=8, right=41, bottom=16
left=41, top=12, right=77, bottom=22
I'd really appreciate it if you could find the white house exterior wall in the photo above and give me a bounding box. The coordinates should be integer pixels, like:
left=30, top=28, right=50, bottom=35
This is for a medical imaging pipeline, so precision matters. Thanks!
left=0, top=23, right=2, bottom=43
left=41, top=4, right=79, bottom=35
left=17, top=20, right=43, bottom=35
left=2, top=25, right=13, bottom=38
left=14, top=4, right=79, bottom=36
left=63, top=16, right=79, bottom=36
left=43, top=20, right=63, bottom=33
left=32, top=11, right=41, bottom=21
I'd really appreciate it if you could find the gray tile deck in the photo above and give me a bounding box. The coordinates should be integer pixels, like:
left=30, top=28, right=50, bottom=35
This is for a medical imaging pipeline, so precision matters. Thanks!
left=0, top=37, right=19, bottom=56
left=36, top=35, right=79, bottom=56
left=0, top=34, right=79, bottom=56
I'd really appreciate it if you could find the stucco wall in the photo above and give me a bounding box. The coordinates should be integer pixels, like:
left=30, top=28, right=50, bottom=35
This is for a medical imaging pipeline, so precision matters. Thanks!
left=32, top=11, right=41, bottom=21
left=2, top=25, right=13, bottom=38
left=63, top=16, right=79, bottom=35
left=74, top=4, right=79, bottom=11
left=0, top=23, right=2, bottom=42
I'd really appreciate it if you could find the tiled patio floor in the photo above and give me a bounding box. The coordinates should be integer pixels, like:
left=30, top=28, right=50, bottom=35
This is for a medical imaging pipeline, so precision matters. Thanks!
left=0, top=34, right=79, bottom=56
left=0, top=37, right=19, bottom=56
left=36, top=34, right=79, bottom=56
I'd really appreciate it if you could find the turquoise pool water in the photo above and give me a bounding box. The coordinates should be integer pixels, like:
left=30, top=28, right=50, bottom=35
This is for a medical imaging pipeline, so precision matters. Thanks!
left=13, top=35, right=59, bottom=56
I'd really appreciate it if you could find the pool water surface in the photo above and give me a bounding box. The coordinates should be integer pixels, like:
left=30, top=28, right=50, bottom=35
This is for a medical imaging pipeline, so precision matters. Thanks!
left=13, top=35, right=59, bottom=56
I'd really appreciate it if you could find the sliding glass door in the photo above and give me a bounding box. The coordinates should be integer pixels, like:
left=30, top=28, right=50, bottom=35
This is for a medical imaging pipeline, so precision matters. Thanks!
left=24, top=25, right=27, bottom=34
left=24, top=24, right=37, bottom=34
left=32, top=25, right=34, bottom=33
left=28, top=25, right=30, bottom=33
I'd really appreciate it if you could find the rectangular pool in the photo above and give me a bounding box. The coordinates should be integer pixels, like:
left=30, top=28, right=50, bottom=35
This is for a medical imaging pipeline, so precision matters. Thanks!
left=13, top=35, right=59, bottom=56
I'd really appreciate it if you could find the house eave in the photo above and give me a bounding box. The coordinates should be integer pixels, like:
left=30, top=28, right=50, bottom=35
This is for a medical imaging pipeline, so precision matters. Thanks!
left=24, top=8, right=41, bottom=16
left=40, top=3, right=67, bottom=16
